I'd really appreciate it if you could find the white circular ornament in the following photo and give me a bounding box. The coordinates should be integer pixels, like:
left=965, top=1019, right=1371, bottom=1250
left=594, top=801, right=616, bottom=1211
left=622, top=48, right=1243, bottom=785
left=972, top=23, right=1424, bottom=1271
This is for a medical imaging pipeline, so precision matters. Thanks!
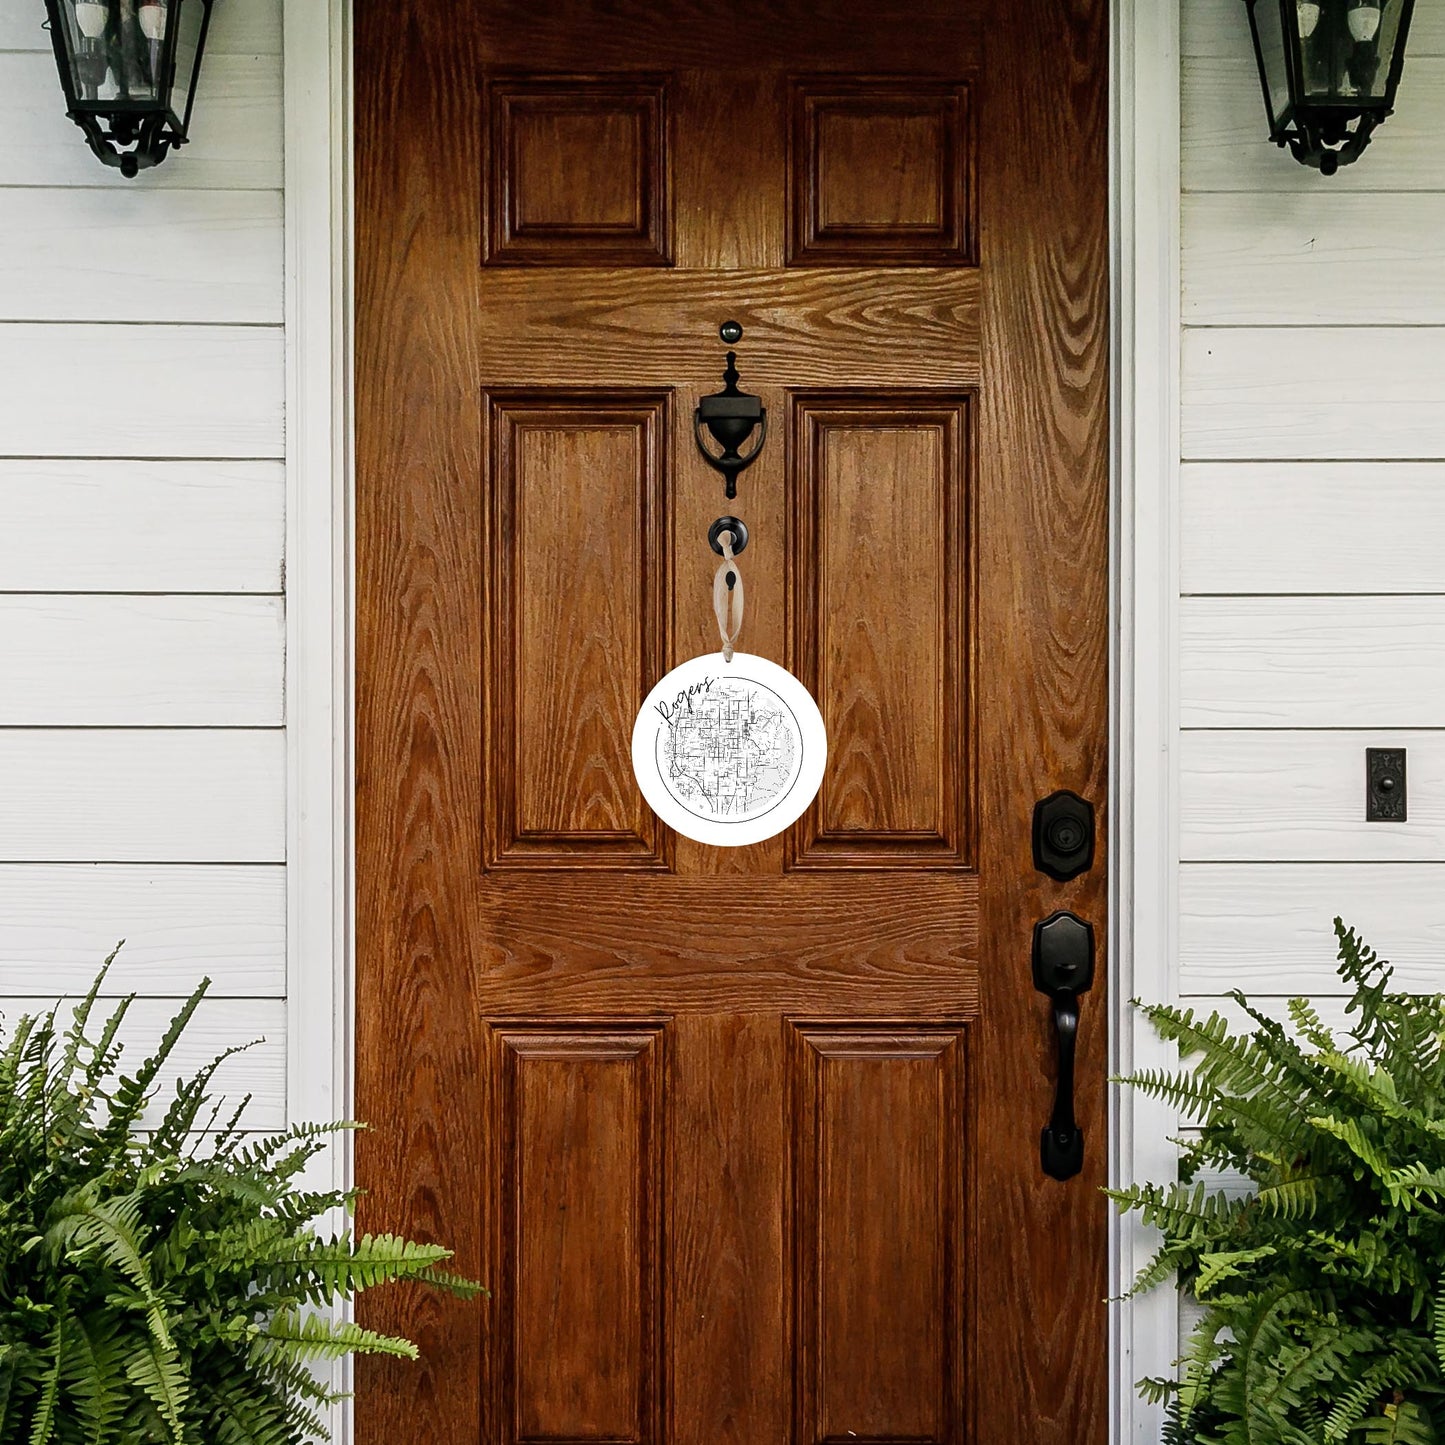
left=632, top=651, right=827, bottom=847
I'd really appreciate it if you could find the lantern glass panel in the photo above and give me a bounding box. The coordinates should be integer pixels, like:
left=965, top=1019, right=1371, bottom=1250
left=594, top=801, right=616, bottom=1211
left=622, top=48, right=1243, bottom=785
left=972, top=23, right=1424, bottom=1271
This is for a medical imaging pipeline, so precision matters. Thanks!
left=171, top=0, right=207, bottom=129
left=1252, top=0, right=1291, bottom=128
left=1297, top=0, right=1403, bottom=104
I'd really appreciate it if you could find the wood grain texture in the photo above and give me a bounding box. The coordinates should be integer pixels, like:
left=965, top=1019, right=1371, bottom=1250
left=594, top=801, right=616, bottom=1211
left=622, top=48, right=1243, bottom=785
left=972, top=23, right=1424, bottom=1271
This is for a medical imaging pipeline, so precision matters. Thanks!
left=0, top=730, right=284, bottom=863
left=0, top=864, right=285, bottom=996
left=1182, top=327, right=1445, bottom=461
left=0, top=190, right=283, bottom=324
left=1180, top=730, right=1445, bottom=862
left=487, top=1024, right=665, bottom=1445
left=1181, top=597, right=1445, bottom=728
left=0, top=997, right=285, bottom=1129
left=486, top=391, right=669, bottom=869
left=1182, top=57, right=1445, bottom=193
left=789, top=80, right=974, bottom=266
left=1179, top=863, right=1445, bottom=996
left=0, top=324, right=283, bottom=459
left=476, top=268, right=982, bottom=386
left=970, top=2, right=1111, bottom=1441
left=0, top=595, right=283, bottom=725
left=0, top=52, right=282, bottom=190
left=357, top=6, right=1109, bottom=1444
left=789, top=392, right=971, bottom=868
left=354, top=1, right=485, bottom=1439
left=0, top=460, right=284, bottom=593
left=470, top=2, right=984, bottom=71
left=1180, top=462, right=1445, bottom=595
left=790, top=1024, right=969, bottom=1445
left=1183, top=193, right=1445, bottom=327
left=486, top=76, right=671, bottom=267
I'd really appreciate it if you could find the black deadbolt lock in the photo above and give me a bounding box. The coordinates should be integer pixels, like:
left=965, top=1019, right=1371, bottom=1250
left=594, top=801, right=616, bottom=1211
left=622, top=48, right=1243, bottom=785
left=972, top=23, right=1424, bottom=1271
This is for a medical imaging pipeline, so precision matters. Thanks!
left=1032, top=790, right=1095, bottom=882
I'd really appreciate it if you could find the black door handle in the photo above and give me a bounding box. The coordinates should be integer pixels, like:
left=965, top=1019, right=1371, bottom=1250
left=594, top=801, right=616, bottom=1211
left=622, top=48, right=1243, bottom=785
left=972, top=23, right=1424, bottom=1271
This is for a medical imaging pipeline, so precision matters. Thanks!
left=1032, top=911, right=1095, bottom=1181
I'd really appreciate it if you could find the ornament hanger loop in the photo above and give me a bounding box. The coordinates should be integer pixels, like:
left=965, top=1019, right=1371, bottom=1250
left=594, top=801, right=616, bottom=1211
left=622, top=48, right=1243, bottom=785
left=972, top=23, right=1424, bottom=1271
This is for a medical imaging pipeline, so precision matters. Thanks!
left=712, top=525, right=745, bottom=663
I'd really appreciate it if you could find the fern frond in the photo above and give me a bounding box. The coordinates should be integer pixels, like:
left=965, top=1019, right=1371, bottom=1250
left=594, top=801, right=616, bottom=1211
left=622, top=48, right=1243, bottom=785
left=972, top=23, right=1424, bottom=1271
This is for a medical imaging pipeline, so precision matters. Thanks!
left=253, top=1307, right=419, bottom=1363
left=122, top=1337, right=188, bottom=1442
left=24, top=1311, right=63, bottom=1445
left=1255, top=1175, right=1325, bottom=1221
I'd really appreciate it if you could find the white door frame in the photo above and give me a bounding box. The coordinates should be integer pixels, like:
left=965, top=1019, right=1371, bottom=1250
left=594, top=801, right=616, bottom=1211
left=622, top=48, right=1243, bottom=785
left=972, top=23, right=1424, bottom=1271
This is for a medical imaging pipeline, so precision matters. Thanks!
left=281, top=2, right=1184, bottom=1437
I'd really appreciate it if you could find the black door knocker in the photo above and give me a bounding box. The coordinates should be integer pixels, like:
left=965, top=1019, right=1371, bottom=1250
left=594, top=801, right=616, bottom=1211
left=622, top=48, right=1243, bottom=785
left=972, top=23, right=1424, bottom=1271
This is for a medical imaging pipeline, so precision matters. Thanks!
left=695, top=321, right=767, bottom=500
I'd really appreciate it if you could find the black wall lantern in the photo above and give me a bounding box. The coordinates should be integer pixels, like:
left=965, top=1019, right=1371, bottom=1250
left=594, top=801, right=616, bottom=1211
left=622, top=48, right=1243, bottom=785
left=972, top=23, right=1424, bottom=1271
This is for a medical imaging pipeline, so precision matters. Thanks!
left=44, top=0, right=215, bottom=176
left=1244, top=0, right=1414, bottom=173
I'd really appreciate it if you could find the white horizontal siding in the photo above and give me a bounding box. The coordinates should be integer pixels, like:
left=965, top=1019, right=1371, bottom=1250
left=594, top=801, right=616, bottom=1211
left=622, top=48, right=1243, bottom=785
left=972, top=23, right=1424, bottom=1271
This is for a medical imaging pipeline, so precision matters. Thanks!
left=1177, top=0, right=1445, bottom=1094
left=1181, top=597, right=1445, bottom=728
left=0, top=730, right=285, bottom=863
left=1180, top=864, right=1445, bottom=996
left=1181, top=463, right=1445, bottom=595
left=0, top=596, right=284, bottom=726
left=0, top=323, right=284, bottom=458
left=1182, top=57, right=1445, bottom=193
left=0, top=460, right=284, bottom=592
left=1183, top=193, right=1445, bottom=327
left=0, top=864, right=285, bottom=997
left=0, top=190, right=283, bottom=323
left=0, top=51, right=281, bottom=190
left=0, top=996, right=286, bottom=1131
left=1180, top=731, right=1445, bottom=863
left=1182, top=328, right=1445, bottom=460
left=0, top=2, right=290, bottom=1126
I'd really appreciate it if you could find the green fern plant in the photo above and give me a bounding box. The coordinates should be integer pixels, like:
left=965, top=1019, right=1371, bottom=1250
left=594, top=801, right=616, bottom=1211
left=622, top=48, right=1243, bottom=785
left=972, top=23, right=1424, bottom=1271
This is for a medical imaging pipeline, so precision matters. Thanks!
left=1112, top=920, right=1445, bottom=1444
left=0, top=952, right=482, bottom=1445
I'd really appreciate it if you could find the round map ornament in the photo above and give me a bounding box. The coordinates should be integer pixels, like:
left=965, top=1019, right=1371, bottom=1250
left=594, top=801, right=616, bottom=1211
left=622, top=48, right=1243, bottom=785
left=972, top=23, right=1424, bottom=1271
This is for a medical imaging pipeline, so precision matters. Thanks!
left=631, top=651, right=827, bottom=847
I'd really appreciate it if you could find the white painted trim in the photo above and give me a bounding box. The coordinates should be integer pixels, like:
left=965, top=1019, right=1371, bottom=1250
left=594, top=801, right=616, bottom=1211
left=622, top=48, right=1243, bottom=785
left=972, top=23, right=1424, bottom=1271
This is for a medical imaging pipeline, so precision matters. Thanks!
left=283, top=0, right=353, bottom=1437
left=1110, top=1, right=1182, bottom=1441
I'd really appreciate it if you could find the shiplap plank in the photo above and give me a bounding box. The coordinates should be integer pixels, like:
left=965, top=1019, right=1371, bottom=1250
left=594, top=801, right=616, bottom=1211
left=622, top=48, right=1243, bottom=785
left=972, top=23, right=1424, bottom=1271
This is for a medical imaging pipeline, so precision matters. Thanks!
left=1181, top=730, right=1445, bottom=862
left=0, top=189, right=282, bottom=323
left=0, top=864, right=285, bottom=996
left=0, top=596, right=283, bottom=725
left=0, top=0, right=282, bottom=52
left=1182, top=0, right=1445, bottom=56
left=1183, top=193, right=1445, bottom=326
left=0, top=460, right=284, bottom=592
left=1182, top=328, right=1445, bottom=460
left=0, top=52, right=281, bottom=189
left=0, top=729, right=284, bottom=862
left=0, top=324, right=283, bottom=458
left=1180, top=864, right=1445, bottom=995
left=0, top=996, right=285, bottom=1131
left=1182, top=597, right=1445, bottom=728
left=1183, top=58, right=1445, bottom=192
left=1181, top=462, right=1445, bottom=594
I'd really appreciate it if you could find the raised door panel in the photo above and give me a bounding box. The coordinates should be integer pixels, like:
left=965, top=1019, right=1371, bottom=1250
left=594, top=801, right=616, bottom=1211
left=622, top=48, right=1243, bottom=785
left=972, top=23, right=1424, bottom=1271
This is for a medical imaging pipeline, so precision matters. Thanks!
left=488, top=1024, right=667, bottom=1445
left=486, top=392, right=670, bottom=869
left=789, top=394, right=972, bottom=868
left=790, top=1024, right=969, bottom=1445
left=789, top=80, right=974, bottom=266
left=486, top=77, right=671, bottom=266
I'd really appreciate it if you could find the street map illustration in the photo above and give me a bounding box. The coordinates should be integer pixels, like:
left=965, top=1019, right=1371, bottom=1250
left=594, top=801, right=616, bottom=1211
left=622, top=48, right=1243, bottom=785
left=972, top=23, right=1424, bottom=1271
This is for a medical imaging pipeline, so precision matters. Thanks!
left=632, top=651, right=828, bottom=847
left=657, top=675, right=798, bottom=821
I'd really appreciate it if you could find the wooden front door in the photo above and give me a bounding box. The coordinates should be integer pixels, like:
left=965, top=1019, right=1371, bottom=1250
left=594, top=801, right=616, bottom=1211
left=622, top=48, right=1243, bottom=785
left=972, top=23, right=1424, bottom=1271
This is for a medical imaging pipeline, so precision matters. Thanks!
left=355, top=3, right=1109, bottom=1443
